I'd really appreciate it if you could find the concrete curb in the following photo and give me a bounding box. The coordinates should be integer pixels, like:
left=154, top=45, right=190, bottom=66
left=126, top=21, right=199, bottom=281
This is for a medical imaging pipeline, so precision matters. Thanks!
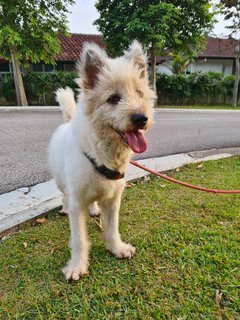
left=0, top=150, right=236, bottom=234
left=155, top=108, right=240, bottom=114
left=0, top=106, right=60, bottom=112
left=0, top=107, right=239, bottom=114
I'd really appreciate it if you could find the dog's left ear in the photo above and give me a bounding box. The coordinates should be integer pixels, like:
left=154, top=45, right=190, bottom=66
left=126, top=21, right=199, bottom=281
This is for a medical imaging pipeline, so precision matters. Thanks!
left=78, top=43, right=107, bottom=90
left=125, top=41, right=147, bottom=79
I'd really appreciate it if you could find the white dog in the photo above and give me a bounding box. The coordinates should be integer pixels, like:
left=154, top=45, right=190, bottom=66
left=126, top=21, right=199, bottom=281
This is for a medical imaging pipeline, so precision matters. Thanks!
left=48, top=41, right=155, bottom=280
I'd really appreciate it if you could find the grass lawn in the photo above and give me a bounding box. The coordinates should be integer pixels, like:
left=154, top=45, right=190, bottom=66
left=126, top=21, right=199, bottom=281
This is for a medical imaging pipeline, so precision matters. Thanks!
left=0, top=156, right=240, bottom=319
left=158, top=105, right=240, bottom=110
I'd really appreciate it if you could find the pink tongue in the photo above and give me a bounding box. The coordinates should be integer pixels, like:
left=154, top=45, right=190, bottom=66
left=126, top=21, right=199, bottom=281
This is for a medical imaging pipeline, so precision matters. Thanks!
left=124, top=131, right=147, bottom=153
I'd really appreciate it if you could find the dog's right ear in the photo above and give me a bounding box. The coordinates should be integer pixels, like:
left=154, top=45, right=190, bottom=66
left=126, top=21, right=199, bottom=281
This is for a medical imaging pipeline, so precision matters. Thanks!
left=124, top=40, right=147, bottom=79
left=78, top=43, right=107, bottom=90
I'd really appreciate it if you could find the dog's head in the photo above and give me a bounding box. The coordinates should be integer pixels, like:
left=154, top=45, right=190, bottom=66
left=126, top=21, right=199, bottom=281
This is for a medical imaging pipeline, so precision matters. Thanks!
left=77, top=41, right=156, bottom=154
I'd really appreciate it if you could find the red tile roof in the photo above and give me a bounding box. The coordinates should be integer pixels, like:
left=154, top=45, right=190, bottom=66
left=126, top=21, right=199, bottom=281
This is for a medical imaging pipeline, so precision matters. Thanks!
left=199, top=36, right=237, bottom=59
left=57, top=35, right=236, bottom=61
left=0, top=35, right=237, bottom=64
left=55, top=33, right=104, bottom=61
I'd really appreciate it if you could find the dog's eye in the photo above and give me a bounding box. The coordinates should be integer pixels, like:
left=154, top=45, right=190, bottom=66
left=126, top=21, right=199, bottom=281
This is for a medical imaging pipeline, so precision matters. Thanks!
left=107, top=94, right=121, bottom=105
left=136, top=90, right=143, bottom=98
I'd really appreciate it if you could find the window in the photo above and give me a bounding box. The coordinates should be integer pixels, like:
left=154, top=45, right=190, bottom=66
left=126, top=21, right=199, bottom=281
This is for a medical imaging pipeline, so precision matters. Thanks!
left=44, top=64, right=54, bottom=72
left=185, top=64, right=192, bottom=75
left=222, top=64, right=226, bottom=74
left=32, top=63, right=54, bottom=72
left=32, top=63, right=44, bottom=72
left=55, top=62, right=64, bottom=71
left=64, top=63, right=75, bottom=72
left=0, top=64, right=10, bottom=73
left=31, top=62, right=76, bottom=72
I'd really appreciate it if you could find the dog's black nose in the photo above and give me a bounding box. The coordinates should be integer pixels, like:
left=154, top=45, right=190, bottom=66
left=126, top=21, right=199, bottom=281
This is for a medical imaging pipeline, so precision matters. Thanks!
left=131, top=114, right=148, bottom=129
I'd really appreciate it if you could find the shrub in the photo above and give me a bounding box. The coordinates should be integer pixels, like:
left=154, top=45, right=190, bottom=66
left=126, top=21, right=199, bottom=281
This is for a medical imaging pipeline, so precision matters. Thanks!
left=156, top=72, right=238, bottom=105
left=0, top=74, right=16, bottom=104
left=0, top=72, right=78, bottom=105
left=23, top=72, right=78, bottom=105
left=0, top=71, right=238, bottom=106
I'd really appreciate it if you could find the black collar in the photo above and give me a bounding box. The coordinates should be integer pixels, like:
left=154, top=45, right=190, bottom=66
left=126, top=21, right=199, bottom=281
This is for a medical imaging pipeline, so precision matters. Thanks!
left=83, top=152, right=125, bottom=180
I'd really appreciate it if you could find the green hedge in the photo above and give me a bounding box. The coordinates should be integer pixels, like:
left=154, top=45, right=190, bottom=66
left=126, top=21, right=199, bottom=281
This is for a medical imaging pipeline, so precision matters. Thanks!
left=0, top=71, right=239, bottom=106
left=156, top=72, right=238, bottom=105
left=0, top=72, right=78, bottom=105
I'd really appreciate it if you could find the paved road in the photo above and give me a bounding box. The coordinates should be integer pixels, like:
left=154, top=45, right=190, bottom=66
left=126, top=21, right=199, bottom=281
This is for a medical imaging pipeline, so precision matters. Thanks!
left=142, top=109, right=240, bottom=159
left=1, top=108, right=240, bottom=194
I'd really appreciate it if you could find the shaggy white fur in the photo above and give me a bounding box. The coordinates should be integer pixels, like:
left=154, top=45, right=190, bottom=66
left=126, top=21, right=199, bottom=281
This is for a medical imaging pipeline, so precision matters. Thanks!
left=48, top=40, right=155, bottom=280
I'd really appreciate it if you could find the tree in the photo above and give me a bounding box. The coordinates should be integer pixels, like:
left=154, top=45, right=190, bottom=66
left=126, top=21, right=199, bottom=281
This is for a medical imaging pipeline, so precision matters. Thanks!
left=167, top=50, right=199, bottom=75
left=0, top=0, right=74, bottom=106
left=219, top=0, right=240, bottom=107
left=94, top=0, right=215, bottom=93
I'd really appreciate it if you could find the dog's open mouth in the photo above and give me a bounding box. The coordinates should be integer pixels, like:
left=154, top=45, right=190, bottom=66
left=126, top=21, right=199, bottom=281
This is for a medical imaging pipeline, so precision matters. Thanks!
left=117, top=130, right=147, bottom=153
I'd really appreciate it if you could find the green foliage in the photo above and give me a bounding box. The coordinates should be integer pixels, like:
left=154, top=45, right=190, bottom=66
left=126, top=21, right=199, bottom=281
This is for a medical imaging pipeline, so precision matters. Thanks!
left=168, top=52, right=197, bottom=74
left=0, top=73, right=15, bottom=102
left=0, top=0, right=75, bottom=63
left=156, top=72, right=238, bottom=105
left=0, top=0, right=75, bottom=106
left=219, top=1, right=240, bottom=107
left=24, top=72, right=78, bottom=105
left=95, top=0, right=216, bottom=91
left=95, top=0, right=215, bottom=56
left=1, top=71, right=238, bottom=106
left=0, top=72, right=78, bottom=105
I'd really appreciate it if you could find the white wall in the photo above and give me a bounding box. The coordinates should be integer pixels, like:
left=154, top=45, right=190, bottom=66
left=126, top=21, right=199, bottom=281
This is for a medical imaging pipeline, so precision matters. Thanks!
left=190, top=59, right=233, bottom=76
left=156, top=58, right=234, bottom=76
left=156, top=64, right=172, bottom=75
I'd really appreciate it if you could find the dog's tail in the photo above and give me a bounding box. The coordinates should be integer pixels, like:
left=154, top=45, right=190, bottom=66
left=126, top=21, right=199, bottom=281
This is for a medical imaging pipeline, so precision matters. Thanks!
left=55, top=87, right=76, bottom=123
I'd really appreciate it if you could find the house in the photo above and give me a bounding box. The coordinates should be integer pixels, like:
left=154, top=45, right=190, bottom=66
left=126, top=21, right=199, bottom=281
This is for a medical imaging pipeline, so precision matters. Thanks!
left=192, top=37, right=237, bottom=75
left=0, top=34, right=237, bottom=75
left=157, top=37, right=238, bottom=76
left=0, top=34, right=104, bottom=74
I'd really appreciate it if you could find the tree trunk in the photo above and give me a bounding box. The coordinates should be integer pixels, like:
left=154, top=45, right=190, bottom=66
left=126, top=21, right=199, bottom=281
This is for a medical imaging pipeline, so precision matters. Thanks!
left=10, top=45, right=28, bottom=106
left=150, top=46, right=156, bottom=94
left=232, top=54, right=239, bottom=107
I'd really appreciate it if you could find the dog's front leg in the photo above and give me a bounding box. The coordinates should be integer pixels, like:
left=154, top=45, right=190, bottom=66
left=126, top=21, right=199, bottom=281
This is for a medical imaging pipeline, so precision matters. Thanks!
left=62, top=198, right=89, bottom=280
left=101, top=194, right=135, bottom=259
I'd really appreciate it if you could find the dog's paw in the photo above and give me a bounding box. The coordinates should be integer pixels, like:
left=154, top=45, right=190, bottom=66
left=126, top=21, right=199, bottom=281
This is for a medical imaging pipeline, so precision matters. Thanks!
left=59, top=206, right=68, bottom=215
left=62, top=264, right=88, bottom=281
left=110, top=242, right=136, bottom=259
left=88, top=202, right=101, bottom=217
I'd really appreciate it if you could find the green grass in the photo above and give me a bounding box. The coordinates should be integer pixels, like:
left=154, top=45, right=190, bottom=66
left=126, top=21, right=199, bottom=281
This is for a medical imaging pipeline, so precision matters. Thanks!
left=158, top=105, right=240, bottom=110
left=1, top=156, right=240, bottom=319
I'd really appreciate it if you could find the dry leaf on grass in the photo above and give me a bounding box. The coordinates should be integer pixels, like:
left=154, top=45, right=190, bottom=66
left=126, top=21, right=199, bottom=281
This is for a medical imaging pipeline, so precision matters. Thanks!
left=94, top=218, right=102, bottom=230
left=126, top=182, right=134, bottom=188
left=215, top=289, right=222, bottom=306
left=140, top=176, right=150, bottom=184
left=36, top=217, right=47, bottom=224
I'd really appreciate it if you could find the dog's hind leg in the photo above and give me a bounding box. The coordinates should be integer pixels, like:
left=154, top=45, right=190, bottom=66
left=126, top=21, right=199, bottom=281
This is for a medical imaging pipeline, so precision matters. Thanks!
left=59, top=192, right=68, bottom=214
left=88, top=201, right=101, bottom=217
left=100, top=193, right=135, bottom=259
left=62, top=197, right=89, bottom=280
